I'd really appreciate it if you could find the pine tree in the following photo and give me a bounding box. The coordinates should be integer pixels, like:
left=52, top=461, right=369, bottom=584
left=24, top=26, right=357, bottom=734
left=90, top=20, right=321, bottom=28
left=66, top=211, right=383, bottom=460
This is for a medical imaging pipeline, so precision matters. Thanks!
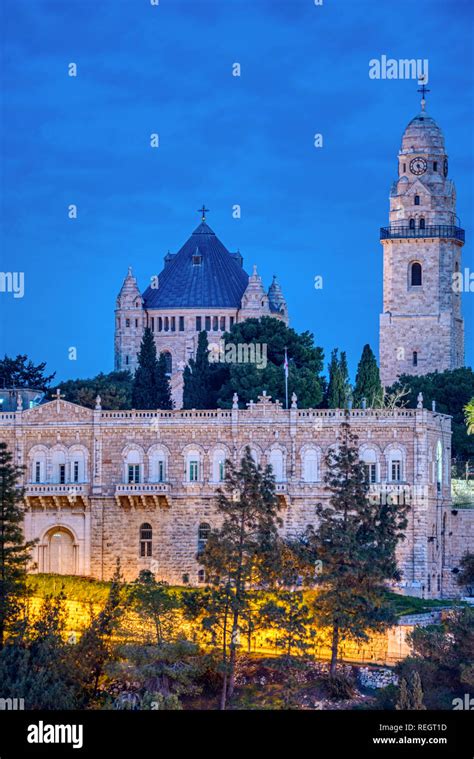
left=132, top=327, right=169, bottom=409
left=309, top=418, right=409, bottom=677
left=156, top=352, right=173, bottom=410
left=353, top=344, right=383, bottom=408
left=183, top=331, right=214, bottom=409
left=199, top=447, right=282, bottom=709
left=75, top=560, right=123, bottom=706
left=0, top=442, right=36, bottom=648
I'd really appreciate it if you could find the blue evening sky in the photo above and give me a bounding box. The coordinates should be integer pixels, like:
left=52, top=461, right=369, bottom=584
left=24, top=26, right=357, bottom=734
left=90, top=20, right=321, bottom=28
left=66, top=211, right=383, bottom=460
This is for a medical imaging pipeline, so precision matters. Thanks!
left=1, top=0, right=473, bottom=384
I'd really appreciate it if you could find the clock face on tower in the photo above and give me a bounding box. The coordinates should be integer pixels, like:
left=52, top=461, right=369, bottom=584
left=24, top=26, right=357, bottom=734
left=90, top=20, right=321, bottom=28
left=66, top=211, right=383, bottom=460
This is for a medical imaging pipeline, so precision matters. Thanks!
left=443, top=157, right=448, bottom=177
left=410, top=157, right=428, bottom=175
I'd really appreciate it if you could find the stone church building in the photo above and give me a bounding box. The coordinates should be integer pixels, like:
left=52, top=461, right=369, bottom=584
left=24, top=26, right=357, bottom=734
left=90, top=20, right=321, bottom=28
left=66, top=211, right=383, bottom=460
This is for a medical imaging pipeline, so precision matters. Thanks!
left=0, top=102, right=471, bottom=599
left=114, top=207, right=288, bottom=408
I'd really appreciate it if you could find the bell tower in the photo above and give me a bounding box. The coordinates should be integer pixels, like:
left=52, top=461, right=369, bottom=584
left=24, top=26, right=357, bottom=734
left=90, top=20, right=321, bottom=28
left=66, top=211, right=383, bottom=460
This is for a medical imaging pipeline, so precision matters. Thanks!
left=379, top=92, right=465, bottom=387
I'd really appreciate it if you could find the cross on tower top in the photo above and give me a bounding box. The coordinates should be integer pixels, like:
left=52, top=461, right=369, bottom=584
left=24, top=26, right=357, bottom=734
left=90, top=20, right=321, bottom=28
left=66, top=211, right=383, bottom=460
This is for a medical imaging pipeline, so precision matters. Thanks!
left=417, top=81, right=430, bottom=111
left=197, top=205, right=209, bottom=222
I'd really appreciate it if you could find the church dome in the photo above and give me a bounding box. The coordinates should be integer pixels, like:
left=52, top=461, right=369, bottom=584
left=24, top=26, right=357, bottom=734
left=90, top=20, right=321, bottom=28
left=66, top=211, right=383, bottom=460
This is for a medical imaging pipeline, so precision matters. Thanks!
left=400, top=112, right=445, bottom=154
left=143, top=220, right=249, bottom=309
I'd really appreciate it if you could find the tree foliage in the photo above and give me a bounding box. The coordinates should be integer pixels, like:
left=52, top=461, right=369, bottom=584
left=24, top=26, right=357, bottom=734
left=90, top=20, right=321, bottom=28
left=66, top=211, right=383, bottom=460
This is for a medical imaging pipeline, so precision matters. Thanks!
left=132, top=327, right=173, bottom=410
left=325, top=349, right=351, bottom=408
left=302, top=419, right=409, bottom=676
left=198, top=447, right=282, bottom=708
left=214, top=317, right=324, bottom=409
left=353, top=344, right=383, bottom=407
left=0, top=354, right=55, bottom=390
left=54, top=371, right=133, bottom=409
left=0, top=442, right=36, bottom=648
left=388, top=368, right=474, bottom=462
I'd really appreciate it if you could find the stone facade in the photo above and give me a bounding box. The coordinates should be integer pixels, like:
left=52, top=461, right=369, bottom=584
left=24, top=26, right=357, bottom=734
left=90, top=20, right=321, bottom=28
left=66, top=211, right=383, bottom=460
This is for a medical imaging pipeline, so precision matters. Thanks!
left=379, top=109, right=465, bottom=387
left=1, top=392, right=471, bottom=599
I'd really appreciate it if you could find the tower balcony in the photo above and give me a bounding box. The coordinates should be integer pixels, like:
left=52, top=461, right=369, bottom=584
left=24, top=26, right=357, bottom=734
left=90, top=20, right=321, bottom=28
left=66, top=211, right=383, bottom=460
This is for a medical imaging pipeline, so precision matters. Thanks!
left=380, top=225, right=465, bottom=242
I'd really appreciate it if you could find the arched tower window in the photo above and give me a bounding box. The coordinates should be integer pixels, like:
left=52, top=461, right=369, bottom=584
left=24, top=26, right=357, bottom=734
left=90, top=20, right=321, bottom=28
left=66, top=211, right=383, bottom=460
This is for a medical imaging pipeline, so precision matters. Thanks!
left=410, top=262, right=422, bottom=287
left=139, top=523, right=152, bottom=557
left=409, top=218, right=415, bottom=229
left=414, top=195, right=420, bottom=205
left=419, top=217, right=425, bottom=229
left=161, top=351, right=172, bottom=375
left=413, top=351, right=418, bottom=366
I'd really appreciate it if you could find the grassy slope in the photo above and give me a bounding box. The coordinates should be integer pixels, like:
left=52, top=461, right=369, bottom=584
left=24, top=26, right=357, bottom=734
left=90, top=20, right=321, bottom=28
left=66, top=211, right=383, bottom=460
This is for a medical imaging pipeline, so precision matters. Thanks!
left=27, top=574, right=458, bottom=617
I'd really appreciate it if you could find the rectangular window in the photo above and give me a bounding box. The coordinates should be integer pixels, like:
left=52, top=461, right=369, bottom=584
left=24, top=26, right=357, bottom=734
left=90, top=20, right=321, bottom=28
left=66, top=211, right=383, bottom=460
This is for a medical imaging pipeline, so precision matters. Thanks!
left=179, top=316, right=184, bottom=331
left=364, top=463, right=376, bottom=483
left=433, top=161, right=438, bottom=172
left=128, top=464, right=140, bottom=484
left=73, top=461, right=79, bottom=483
left=196, top=316, right=202, bottom=331
left=140, top=539, right=152, bottom=558
left=135, top=319, right=138, bottom=328
left=125, top=318, right=130, bottom=328
left=229, top=316, right=235, bottom=328
left=35, top=461, right=41, bottom=483
left=220, top=316, right=225, bottom=331
left=164, top=317, right=169, bottom=331
left=158, top=317, right=163, bottom=332
left=158, top=460, right=164, bottom=482
left=391, top=460, right=401, bottom=482
left=189, top=460, right=199, bottom=482
left=59, top=464, right=66, bottom=484
left=205, top=316, right=211, bottom=331
left=151, top=317, right=154, bottom=332
left=171, top=316, right=176, bottom=332
left=219, top=460, right=225, bottom=482
left=212, top=316, right=218, bottom=331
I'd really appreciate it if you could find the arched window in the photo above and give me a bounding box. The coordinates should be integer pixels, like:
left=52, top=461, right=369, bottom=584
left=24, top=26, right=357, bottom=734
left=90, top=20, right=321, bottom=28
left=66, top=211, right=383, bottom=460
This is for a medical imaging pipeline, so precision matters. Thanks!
left=31, top=449, right=47, bottom=483
left=302, top=449, right=319, bottom=483
left=198, top=522, right=211, bottom=554
left=198, top=569, right=206, bottom=584
left=413, top=351, right=418, bottom=367
left=125, top=449, right=142, bottom=483
left=212, top=449, right=226, bottom=483
left=186, top=449, right=201, bottom=482
left=269, top=449, right=285, bottom=482
left=387, top=447, right=404, bottom=482
left=51, top=449, right=67, bottom=484
left=139, top=523, right=152, bottom=557
left=414, top=195, right=420, bottom=205
left=419, top=217, right=425, bottom=229
left=360, top=447, right=378, bottom=484
left=410, top=262, right=422, bottom=286
left=436, top=441, right=443, bottom=491
left=161, top=351, right=172, bottom=375
left=69, top=448, right=86, bottom=483
left=149, top=447, right=167, bottom=483
left=409, top=218, right=415, bottom=229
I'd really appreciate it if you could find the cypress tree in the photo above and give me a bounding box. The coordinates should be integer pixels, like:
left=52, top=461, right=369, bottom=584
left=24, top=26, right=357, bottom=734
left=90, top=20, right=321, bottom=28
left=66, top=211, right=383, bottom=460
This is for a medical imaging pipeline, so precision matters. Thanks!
left=0, top=442, right=36, bottom=648
left=353, top=344, right=383, bottom=408
left=156, top=352, right=173, bottom=410
left=183, top=331, right=214, bottom=409
left=132, top=327, right=171, bottom=409
left=326, top=349, right=350, bottom=408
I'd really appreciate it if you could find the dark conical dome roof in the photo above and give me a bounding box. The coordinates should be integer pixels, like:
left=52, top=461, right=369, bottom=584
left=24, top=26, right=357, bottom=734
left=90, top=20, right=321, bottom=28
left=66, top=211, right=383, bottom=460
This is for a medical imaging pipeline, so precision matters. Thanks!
left=143, top=221, right=249, bottom=309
